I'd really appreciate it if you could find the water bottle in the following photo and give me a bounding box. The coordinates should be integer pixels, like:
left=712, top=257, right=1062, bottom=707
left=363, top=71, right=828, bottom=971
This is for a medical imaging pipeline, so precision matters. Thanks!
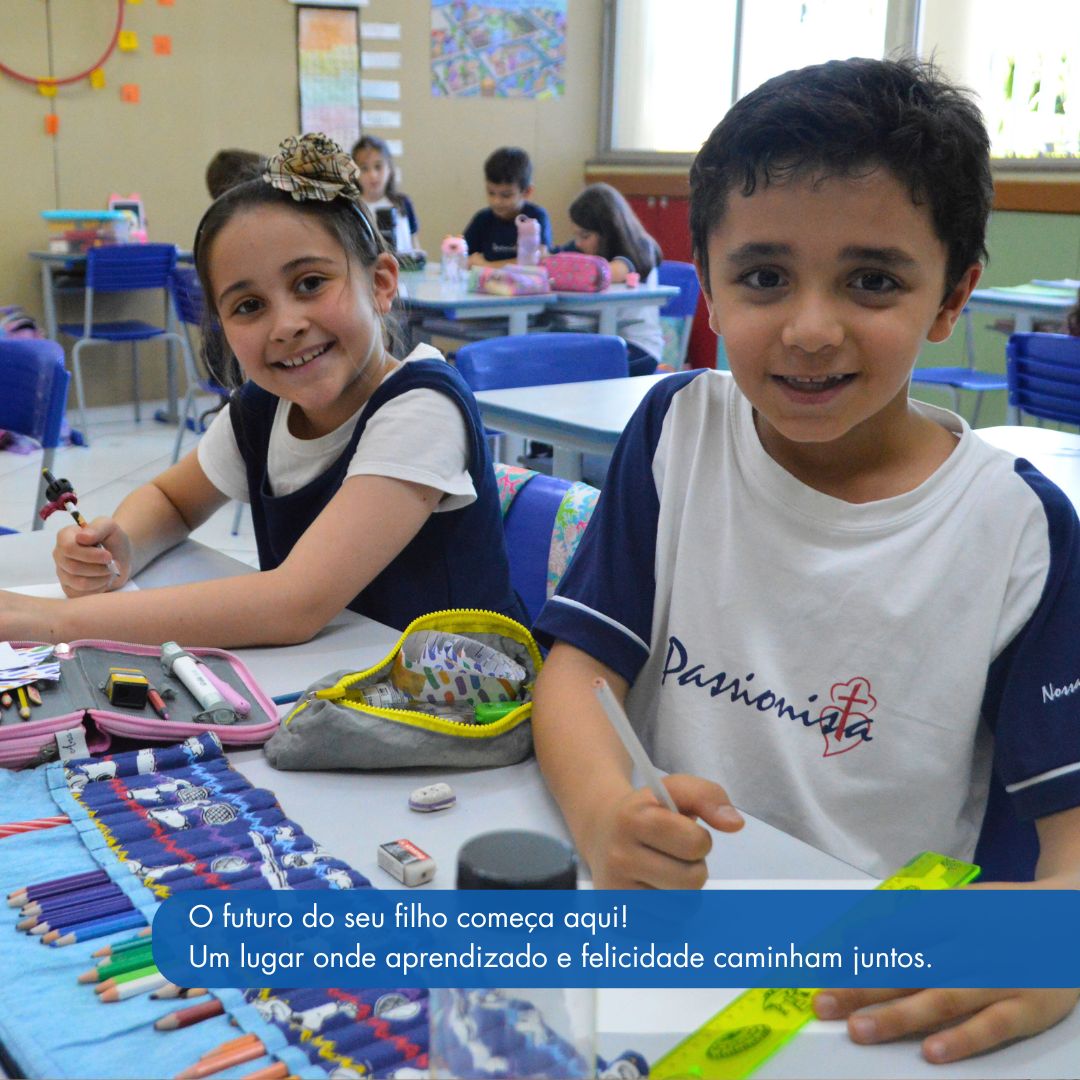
left=441, top=235, right=469, bottom=285
left=515, top=214, right=541, bottom=266
left=428, top=830, right=596, bottom=1079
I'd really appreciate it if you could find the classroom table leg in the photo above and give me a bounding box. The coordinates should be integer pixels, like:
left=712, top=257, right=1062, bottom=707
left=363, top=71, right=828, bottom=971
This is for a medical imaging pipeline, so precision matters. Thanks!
left=508, top=310, right=529, bottom=336
left=597, top=307, right=619, bottom=336
left=552, top=447, right=584, bottom=482
left=40, top=263, right=59, bottom=341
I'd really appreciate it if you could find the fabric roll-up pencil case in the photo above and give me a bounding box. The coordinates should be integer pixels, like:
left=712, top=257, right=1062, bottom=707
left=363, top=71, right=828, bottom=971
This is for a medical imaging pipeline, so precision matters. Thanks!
left=265, top=609, right=542, bottom=771
left=0, top=639, right=279, bottom=769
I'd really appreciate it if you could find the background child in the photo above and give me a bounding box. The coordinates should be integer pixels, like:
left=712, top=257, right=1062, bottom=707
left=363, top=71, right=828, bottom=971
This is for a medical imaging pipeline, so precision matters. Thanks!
left=205, top=148, right=267, bottom=200
left=1068, top=287, right=1080, bottom=335
left=562, top=183, right=664, bottom=375
left=532, top=58, right=1080, bottom=1064
left=0, top=134, right=522, bottom=648
left=351, top=135, right=420, bottom=253
left=463, top=146, right=552, bottom=266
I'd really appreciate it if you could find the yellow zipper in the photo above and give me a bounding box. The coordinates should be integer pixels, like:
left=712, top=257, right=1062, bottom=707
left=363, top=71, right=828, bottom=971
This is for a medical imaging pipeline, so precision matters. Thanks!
left=284, top=608, right=543, bottom=734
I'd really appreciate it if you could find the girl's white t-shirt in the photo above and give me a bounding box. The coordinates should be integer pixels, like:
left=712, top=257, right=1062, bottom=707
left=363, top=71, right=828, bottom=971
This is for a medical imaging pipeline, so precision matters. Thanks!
left=196, top=344, right=475, bottom=510
left=364, top=196, right=413, bottom=253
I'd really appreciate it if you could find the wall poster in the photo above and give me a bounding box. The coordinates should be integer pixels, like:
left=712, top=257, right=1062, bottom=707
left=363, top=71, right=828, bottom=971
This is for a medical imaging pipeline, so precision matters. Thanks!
left=298, top=6, right=362, bottom=150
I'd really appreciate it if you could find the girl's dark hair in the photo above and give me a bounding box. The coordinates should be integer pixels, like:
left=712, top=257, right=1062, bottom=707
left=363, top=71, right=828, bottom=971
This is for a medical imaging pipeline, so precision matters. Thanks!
left=193, top=178, right=389, bottom=389
left=351, top=135, right=407, bottom=212
left=690, top=56, right=993, bottom=297
left=569, top=183, right=661, bottom=277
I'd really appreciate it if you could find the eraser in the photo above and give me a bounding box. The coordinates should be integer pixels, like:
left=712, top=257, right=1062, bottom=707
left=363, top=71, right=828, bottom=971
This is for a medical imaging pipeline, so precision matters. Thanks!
left=378, top=839, right=436, bottom=886
left=409, top=782, right=456, bottom=813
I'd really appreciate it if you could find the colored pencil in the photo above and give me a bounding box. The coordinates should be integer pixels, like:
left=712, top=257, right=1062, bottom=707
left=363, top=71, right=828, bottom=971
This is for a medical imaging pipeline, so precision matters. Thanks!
left=154, top=998, right=225, bottom=1031
left=237, top=1064, right=290, bottom=1080
left=35, top=895, right=134, bottom=935
left=21, top=881, right=120, bottom=916
left=78, top=943, right=156, bottom=982
left=176, top=1038, right=266, bottom=1079
left=151, top=984, right=208, bottom=1001
left=7, top=868, right=109, bottom=906
left=98, top=970, right=168, bottom=1002
left=91, top=926, right=153, bottom=958
left=48, top=910, right=147, bottom=946
left=95, top=964, right=160, bottom=993
left=16, top=687, right=30, bottom=720
left=0, top=815, right=70, bottom=840
left=199, top=1034, right=260, bottom=1060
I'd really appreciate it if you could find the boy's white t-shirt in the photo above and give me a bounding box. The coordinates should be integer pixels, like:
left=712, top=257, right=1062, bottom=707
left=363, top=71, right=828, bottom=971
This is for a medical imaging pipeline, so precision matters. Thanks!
left=197, top=344, right=475, bottom=509
left=534, top=371, right=1080, bottom=879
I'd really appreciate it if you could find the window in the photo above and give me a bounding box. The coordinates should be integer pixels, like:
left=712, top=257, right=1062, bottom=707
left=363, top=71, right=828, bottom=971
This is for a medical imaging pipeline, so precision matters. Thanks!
left=601, top=0, right=1079, bottom=168
left=603, top=0, right=902, bottom=159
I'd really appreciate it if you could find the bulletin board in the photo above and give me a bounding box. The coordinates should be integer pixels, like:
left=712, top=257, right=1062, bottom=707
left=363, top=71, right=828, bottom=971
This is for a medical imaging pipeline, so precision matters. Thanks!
left=297, top=5, right=363, bottom=150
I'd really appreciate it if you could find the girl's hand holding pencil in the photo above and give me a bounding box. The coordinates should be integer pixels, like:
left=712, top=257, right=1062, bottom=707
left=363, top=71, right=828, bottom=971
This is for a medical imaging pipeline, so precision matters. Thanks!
left=52, top=516, right=132, bottom=597
left=587, top=678, right=745, bottom=890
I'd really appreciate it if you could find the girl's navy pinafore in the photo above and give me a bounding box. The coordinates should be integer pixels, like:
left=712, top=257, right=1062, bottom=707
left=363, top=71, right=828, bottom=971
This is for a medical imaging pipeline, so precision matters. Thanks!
left=229, top=359, right=526, bottom=630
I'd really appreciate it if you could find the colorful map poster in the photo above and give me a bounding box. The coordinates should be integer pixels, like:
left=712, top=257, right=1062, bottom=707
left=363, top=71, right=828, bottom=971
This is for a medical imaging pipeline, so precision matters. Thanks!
left=431, top=0, right=566, bottom=99
left=298, top=6, right=362, bottom=150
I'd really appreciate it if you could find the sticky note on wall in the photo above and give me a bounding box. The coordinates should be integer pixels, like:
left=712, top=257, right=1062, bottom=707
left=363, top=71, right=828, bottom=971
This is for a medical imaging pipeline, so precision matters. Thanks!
left=89, top=68, right=106, bottom=89
left=37, top=81, right=57, bottom=97
left=44, top=114, right=59, bottom=135
left=153, top=35, right=172, bottom=55
left=119, top=30, right=139, bottom=51
left=121, top=84, right=141, bottom=103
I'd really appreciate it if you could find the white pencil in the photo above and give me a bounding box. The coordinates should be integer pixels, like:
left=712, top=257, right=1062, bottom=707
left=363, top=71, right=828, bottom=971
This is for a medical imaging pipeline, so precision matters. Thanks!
left=593, top=677, right=679, bottom=812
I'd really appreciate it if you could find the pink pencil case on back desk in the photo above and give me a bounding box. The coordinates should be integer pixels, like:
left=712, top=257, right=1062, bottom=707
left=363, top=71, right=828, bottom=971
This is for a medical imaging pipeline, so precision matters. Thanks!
left=0, top=638, right=279, bottom=769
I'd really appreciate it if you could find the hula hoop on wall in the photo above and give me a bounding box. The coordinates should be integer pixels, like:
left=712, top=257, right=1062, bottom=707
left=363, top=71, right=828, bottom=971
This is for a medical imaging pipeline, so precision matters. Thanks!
left=0, top=0, right=124, bottom=87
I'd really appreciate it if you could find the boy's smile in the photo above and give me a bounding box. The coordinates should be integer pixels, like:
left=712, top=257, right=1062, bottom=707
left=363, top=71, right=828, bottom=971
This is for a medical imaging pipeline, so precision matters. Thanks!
left=702, top=169, right=980, bottom=496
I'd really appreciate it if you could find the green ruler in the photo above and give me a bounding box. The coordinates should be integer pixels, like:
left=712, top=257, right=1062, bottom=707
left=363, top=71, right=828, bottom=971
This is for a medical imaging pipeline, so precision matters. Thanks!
left=649, top=851, right=980, bottom=1080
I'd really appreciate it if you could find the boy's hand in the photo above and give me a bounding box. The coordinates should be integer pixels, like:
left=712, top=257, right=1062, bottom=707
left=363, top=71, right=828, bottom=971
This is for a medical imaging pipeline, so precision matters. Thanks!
left=587, top=774, right=744, bottom=889
left=813, top=987, right=1080, bottom=1064
left=52, top=517, right=132, bottom=596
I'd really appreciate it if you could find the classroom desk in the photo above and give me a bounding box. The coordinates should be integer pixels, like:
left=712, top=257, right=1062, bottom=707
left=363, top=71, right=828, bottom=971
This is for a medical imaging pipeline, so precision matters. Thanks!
left=475, top=372, right=675, bottom=479
left=547, top=280, right=679, bottom=336
left=2, top=536, right=1078, bottom=1078
left=967, top=281, right=1076, bottom=333
left=396, top=267, right=550, bottom=337
left=30, top=249, right=194, bottom=425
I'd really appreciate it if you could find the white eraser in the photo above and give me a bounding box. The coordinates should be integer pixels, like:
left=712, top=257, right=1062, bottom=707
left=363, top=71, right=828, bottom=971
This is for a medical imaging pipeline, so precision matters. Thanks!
left=378, top=838, right=436, bottom=886
left=409, top=782, right=456, bottom=812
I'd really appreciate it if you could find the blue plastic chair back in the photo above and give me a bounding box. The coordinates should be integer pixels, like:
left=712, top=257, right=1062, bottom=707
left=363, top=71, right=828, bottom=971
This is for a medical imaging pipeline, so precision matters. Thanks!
left=503, top=472, right=575, bottom=624
left=455, top=333, right=628, bottom=391
left=1006, top=332, right=1080, bottom=426
left=0, top=338, right=71, bottom=531
left=657, top=260, right=701, bottom=318
left=170, top=266, right=205, bottom=326
left=85, top=243, right=178, bottom=292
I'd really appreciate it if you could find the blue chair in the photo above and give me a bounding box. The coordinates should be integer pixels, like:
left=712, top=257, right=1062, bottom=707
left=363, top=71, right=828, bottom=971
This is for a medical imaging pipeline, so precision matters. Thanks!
left=657, top=260, right=701, bottom=369
left=910, top=309, right=1007, bottom=426
left=0, top=339, right=70, bottom=532
left=169, top=267, right=232, bottom=465
left=1006, top=332, right=1080, bottom=426
left=455, top=332, right=628, bottom=391
left=58, top=243, right=185, bottom=441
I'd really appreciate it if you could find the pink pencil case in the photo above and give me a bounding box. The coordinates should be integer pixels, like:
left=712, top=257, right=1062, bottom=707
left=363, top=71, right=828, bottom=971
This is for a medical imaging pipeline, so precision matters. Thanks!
left=0, top=639, right=280, bottom=769
left=541, top=252, right=611, bottom=292
left=468, top=265, right=550, bottom=296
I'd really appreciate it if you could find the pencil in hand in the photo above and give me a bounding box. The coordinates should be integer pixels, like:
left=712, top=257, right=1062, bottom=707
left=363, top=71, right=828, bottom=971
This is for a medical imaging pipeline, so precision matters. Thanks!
left=593, top=677, right=679, bottom=812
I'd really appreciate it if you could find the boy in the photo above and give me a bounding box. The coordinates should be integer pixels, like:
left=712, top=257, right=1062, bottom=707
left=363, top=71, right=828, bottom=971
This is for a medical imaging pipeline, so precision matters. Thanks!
left=463, top=146, right=553, bottom=265
left=205, top=149, right=267, bottom=200
left=532, top=57, right=1080, bottom=1064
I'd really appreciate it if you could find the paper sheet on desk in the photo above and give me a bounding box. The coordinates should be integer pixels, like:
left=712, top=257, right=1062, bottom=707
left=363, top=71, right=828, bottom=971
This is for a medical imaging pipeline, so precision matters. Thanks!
left=8, top=581, right=138, bottom=599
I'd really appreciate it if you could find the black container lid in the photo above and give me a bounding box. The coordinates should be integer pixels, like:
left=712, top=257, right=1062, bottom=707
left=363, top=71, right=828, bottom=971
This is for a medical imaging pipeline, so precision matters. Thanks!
left=456, top=830, right=578, bottom=889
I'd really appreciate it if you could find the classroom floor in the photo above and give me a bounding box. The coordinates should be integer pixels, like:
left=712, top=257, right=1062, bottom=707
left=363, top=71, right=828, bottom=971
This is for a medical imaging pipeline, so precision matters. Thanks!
left=0, top=398, right=258, bottom=568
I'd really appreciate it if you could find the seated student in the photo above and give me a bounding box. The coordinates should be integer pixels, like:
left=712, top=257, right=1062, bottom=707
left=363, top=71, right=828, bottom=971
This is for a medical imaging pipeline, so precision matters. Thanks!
left=532, top=58, right=1080, bottom=1064
left=0, top=134, right=523, bottom=648
left=351, top=135, right=420, bottom=253
left=560, top=183, right=664, bottom=375
left=205, top=148, right=267, bottom=200
left=464, top=147, right=552, bottom=266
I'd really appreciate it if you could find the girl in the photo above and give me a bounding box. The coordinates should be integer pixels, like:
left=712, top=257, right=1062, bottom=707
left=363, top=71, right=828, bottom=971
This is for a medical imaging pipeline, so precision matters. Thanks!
left=351, top=135, right=420, bottom=253
left=0, top=134, right=523, bottom=648
left=563, top=183, right=664, bottom=376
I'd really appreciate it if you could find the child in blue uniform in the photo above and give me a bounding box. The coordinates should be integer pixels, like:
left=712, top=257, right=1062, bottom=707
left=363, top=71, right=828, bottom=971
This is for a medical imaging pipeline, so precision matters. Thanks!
left=464, top=147, right=552, bottom=266
left=0, top=134, right=523, bottom=647
left=533, top=59, right=1080, bottom=1064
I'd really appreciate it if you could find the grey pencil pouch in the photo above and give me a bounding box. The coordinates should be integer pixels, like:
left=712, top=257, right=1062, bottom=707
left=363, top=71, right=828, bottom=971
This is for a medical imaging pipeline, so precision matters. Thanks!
left=263, top=609, right=542, bottom=771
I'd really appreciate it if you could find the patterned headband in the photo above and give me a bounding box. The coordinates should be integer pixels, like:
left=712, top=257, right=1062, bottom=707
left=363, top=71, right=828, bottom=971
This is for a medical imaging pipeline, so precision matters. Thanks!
left=262, top=132, right=379, bottom=248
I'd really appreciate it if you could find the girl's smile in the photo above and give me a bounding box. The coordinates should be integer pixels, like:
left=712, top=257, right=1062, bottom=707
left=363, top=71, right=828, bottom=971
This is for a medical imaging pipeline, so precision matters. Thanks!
left=209, top=204, right=398, bottom=437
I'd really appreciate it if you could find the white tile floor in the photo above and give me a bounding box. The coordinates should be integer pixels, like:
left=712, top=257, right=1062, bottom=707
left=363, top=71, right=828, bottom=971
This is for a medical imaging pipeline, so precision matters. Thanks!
left=1, top=398, right=259, bottom=568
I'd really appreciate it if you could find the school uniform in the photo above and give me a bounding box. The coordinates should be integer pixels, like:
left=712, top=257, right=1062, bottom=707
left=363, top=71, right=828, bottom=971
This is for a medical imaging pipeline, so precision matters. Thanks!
left=535, top=370, right=1080, bottom=881
left=198, top=344, right=525, bottom=630
left=463, top=202, right=553, bottom=262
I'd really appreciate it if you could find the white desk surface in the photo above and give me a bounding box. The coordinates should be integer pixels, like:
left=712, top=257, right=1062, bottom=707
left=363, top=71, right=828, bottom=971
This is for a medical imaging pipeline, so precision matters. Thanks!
left=2, top=533, right=1076, bottom=1078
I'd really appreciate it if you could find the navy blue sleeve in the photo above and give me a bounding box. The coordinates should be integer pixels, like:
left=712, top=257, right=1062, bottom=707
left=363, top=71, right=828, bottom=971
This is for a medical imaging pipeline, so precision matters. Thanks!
left=535, top=206, right=554, bottom=249
left=533, top=371, right=703, bottom=683
left=463, top=210, right=485, bottom=258
left=401, top=195, right=419, bottom=236
left=983, top=461, right=1080, bottom=822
